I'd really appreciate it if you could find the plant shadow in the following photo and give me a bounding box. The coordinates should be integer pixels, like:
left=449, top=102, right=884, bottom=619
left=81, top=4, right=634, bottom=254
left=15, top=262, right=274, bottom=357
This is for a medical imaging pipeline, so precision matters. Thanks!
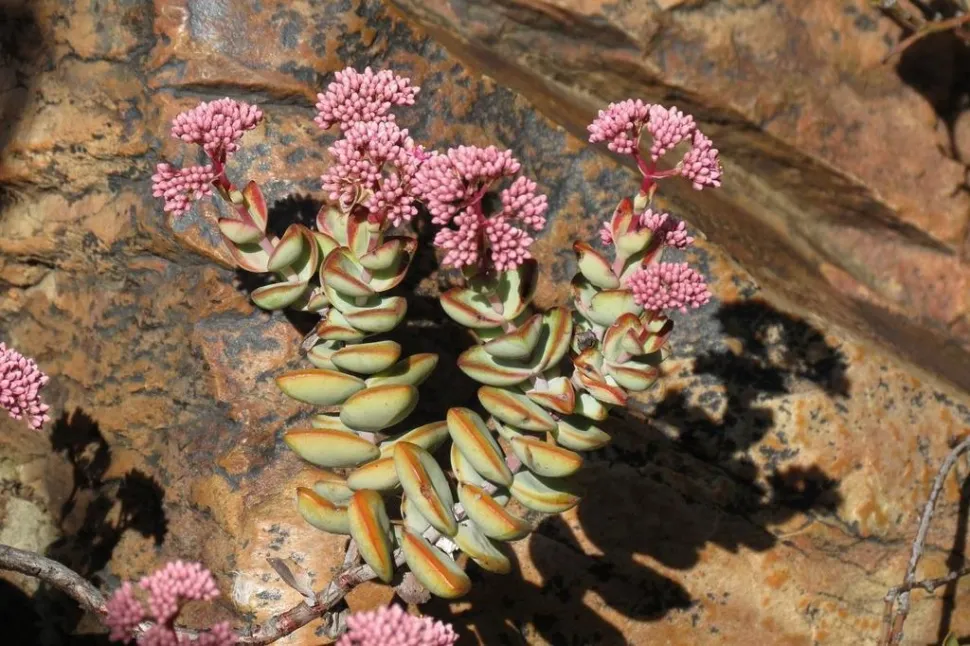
left=34, top=409, right=168, bottom=642
left=426, top=299, right=846, bottom=644
left=892, top=6, right=970, bottom=193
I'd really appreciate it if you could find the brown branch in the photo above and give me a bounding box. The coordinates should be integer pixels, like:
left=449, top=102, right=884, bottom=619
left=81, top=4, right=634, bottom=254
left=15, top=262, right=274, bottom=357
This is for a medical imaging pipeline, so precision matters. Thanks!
left=871, top=0, right=927, bottom=32
left=882, top=435, right=970, bottom=646
left=0, top=541, right=391, bottom=645
left=0, top=544, right=109, bottom=618
left=882, top=12, right=970, bottom=63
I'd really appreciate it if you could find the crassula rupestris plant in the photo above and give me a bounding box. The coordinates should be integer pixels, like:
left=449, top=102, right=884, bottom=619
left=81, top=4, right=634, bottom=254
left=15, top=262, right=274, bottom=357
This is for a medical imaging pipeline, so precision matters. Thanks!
left=150, top=67, right=720, bottom=605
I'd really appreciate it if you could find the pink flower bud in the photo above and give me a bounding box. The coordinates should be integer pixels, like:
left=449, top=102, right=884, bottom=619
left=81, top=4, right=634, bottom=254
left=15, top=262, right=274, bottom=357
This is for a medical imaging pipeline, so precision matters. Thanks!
left=627, top=262, right=711, bottom=313
left=337, top=604, right=458, bottom=646
left=0, top=342, right=50, bottom=430
left=315, top=67, right=419, bottom=131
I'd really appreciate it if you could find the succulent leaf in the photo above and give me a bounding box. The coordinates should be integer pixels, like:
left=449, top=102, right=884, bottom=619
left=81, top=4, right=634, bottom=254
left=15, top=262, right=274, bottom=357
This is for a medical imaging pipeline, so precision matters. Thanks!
left=454, top=521, right=512, bottom=574
left=394, top=442, right=458, bottom=537
left=252, top=281, right=310, bottom=310
left=380, top=421, right=450, bottom=457
left=399, top=529, right=471, bottom=599
left=587, top=289, right=641, bottom=327
left=284, top=429, right=380, bottom=468
left=457, top=483, right=531, bottom=541
left=457, top=345, right=532, bottom=387
left=322, top=248, right=375, bottom=298
left=440, top=287, right=506, bottom=328
left=340, top=384, right=419, bottom=432
left=510, top=436, right=584, bottom=477
left=526, top=376, right=576, bottom=415
left=494, top=259, right=538, bottom=321
left=446, top=408, right=513, bottom=486
left=311, top=471, right=354, bottom=504
left=297, top=487, right=350, bottom=534
left=347, top=490, right=395, bottom=583
left=552, top=415, right=612, bottom=451
left=276, top=369, right=365, bottom=406
left=242, top=181, right=269, bottom=232
left=365, top=353, right=438, bottom=388
left=267, top=224, right=306, bottom=272
left=482, top=313, right=543, bottom=360
left=574, top=241, right=619, bottom=289
left=314, top=309, right=367, bottom=342
left=218, top=218, right=263, bottom=244
left=346, top=457, right=401, bottom=491
left=331, top=341, right=402, bottom=375
left=477, top=386, right=557, bottom=432
left=510, top=471, right=581, bottom=514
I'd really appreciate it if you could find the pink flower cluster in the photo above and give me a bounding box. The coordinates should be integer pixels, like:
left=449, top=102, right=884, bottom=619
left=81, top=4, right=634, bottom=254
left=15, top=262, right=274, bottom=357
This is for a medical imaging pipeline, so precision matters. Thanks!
left=315, top=67, right=419, bottom=131
left=627, top=262, right=711, bottom=313
left=151, top=164, right=217, bottom=218
left=105, top=561, right=234, bottom=646
left=337, top=604, right=458, bottom=646
left=171, top=98, right=263, bottom=162
left=412, top=145, right=547, bottom=271
left=152, top=98, right=262, bottom=218
left=0, top=342, right=50, bottom=430
left=640, top=209, right=693, bottom=249
left=587, top=100, right=721, bottom=190
left=320, top=120, right=424, bottom=226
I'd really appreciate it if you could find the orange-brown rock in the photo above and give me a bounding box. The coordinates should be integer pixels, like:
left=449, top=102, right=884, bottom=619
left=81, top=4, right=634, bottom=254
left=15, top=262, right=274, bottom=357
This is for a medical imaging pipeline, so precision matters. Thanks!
left=384, top=0, right=970, bottom=396
left=0, top=1, right=970, bottom=645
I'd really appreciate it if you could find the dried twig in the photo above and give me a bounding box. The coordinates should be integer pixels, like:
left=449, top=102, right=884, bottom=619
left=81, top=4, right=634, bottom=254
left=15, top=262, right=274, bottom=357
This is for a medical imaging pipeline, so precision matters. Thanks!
left=882, top=435, right=970, bottom=646
left=882, top=11, right=970, bottom=62
left=0, top=541, right=387, bottom=645
left=872, top=0, right=927, bottom=32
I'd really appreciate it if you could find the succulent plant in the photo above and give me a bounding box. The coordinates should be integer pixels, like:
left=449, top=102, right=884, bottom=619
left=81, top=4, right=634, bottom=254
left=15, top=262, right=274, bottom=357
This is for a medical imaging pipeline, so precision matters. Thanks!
left=153, top=68, right=721, bottom=602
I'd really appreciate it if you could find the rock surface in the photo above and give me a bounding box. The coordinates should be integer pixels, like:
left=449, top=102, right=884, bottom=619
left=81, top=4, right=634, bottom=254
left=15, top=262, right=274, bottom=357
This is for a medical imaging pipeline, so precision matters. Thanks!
left=384, top=0, right=970, bottom=396
left=0, top=1, right=969, bottom=645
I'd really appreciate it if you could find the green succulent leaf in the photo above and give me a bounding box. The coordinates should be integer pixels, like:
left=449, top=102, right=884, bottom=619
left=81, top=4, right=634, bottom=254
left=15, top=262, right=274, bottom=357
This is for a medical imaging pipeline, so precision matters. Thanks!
left=587, top=289, right=641, bottom=327
left=223, top=238, right=270, bottom=273
left=380, top=421, right=449, bottom=457
left=267, top=224, right=306, bottom=272
left=276, top=369, right=364, bottom=406
left=340, top=384, right=419, bottom=432
left=457, top=345, right=532, bottom=387
left=495, top=259, right=538, bottom=321
left=283, top=429, right=379, bottom=468
left=297, top=487, right=350, bottom=534
left=360, top=237, right=406, bottom=271
left=454, top=521, right=512, bottom=574
left=394, top=442, right=458, bottom=536
left=311, top=471, right=354, bottom=504
left=367, top=237, right=417, bottom=292
left=553, top=415, right=612, bottom=451
left=314, top=308, right=367, bottom=342
left=510, top=435, right=583, bottom=477
left=366, top=353, right=438, bottom=388
left=400, top=529, right=471, bottom=599
left=526, top=376, right=576, bottom=415
left=450, top=442, right=491, bottom=489
left=347, top=490, right=395, bottom=583
left=241, top=181, right=269, bottom=231
left=218, top=218, right=263, bottom=245
left=440, top=287, right=506, bottom=328
left=478, top=386, right=557, bottom=432
left=606, top=358, right=660, bottom=392
left=401, top=495, right=431, bottom=534
left=252, top=281, right=310, bottom=310
left=346, top=457, right=400, bottom=491
left=482, top=313, right=543, bottom=360
left=446, top=408, right=513, bottom=486
left=574, top=241, right=619, bottom=289
left=322, top=248, right=375, bottom=298
left=343, top=298, right=408, bottom=333
left=457, top=483, right=531, bottom=541
left=533, top=307, right=573, bottom=372
left=331, top=341, right=402, bottom=375
left=510, top=471, right=582, bottom=514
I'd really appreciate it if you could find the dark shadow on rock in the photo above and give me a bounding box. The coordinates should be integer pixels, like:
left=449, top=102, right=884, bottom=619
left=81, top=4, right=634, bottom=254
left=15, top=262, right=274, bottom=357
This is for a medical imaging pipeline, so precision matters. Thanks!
left=265, top=193, right=324, bottom=239
left=0, top=1, right=46, bottom=159
left=894, top=9, right=970, bottom=181
left=428, top=299, right=845, bottom=644
left=35, top=409, right=167, bottom=640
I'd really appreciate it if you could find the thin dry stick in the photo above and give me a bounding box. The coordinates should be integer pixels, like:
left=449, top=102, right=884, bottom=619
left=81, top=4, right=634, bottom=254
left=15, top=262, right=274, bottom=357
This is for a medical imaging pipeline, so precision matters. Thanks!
left=882, top=435, right=970, bottom=646
left=882, top=12, right=970, bottom=63
left=0, top=541, right=388, bottom=645
left=872, top=0, right=927, bottom=32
